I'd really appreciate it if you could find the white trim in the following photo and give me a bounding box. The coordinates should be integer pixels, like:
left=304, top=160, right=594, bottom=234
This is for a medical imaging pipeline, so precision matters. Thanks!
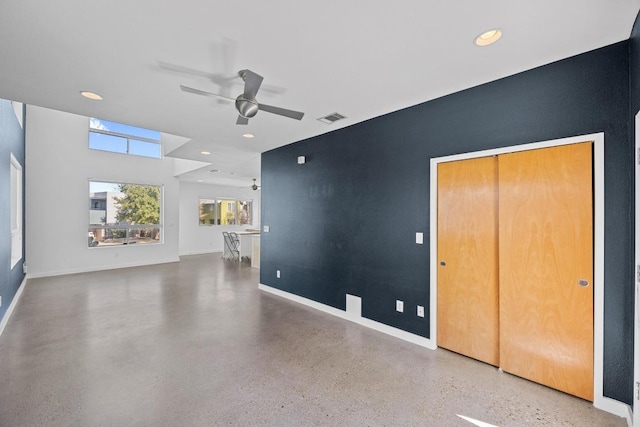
left=179, top=249, right=222, bottom=256
left=259, top=284, right=437, bottom=350
left=592, top=397, right=632, bottom=426
left=26, top=257, right=180, bottom=279
left=594, top=397, right=633, bottom=426
left=0, top=275, right=27, bottom=337
left=430, top=133, right=616, bottom=413
left=634, top=112, right=640, bottom=427
left=10, top=153, right=23, bottom=270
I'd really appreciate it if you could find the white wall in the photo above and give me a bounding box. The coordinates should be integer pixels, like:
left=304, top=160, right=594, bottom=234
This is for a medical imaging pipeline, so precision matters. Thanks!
left=25, top=106, right=180, bottom=277
left=179, top=181, right=260, bottom=255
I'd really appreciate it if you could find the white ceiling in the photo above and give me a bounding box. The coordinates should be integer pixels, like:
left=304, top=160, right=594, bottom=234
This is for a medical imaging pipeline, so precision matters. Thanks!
left=1, top=1, right=639, bottom=187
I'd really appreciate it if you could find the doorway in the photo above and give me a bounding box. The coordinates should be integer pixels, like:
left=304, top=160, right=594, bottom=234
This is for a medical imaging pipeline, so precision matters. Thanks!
left=437, top=143, right=593, bottom=400
left=429, top=133, right=611, bottom=409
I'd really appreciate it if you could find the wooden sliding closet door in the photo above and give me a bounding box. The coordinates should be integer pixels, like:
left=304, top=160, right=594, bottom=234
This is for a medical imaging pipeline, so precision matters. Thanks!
left=498, top=142, right=593, bottom=401
left=437, top=156, right=499, bottom=366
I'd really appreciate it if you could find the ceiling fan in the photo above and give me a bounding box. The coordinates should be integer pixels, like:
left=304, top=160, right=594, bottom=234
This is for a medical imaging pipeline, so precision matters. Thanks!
left=251, top=179, right=260, bottom=191
left=180, top=69, right=304, bottom=125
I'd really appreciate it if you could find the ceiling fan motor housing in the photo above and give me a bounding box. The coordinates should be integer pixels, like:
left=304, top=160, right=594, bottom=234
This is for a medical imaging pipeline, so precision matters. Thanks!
left=236, top=95, right=259, bottom=118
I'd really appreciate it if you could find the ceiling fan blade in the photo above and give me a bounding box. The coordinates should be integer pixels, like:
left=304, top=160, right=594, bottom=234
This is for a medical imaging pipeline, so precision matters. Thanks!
left=180, top=85, right=235, bottom=101
left=161, top=62, right=239, bottom=87
left=258, top=103, right=305, bottom=120
left=240, top=69, right=263, bottom=100
left=160, top=62, right=217, bottom=79
left=236, top=115, right=249, bottom=125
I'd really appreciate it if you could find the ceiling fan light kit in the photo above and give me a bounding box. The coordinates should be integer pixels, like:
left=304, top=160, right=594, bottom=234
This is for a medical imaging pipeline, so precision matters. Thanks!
left=235, top=95, right=259, bottom=118
left=181, top=69, right=305, bottom=125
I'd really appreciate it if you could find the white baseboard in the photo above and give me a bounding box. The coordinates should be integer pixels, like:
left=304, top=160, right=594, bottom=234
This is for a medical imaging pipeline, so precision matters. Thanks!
left=594, top=395, right=632, bottom=425
left=258, top=284, right=436, bottom=350
left=593, top=397, right=633, bottom=426
left=178, top=249, right=222, bottom=256
left=26, top=257, right=180, bottom=279
left=0, top=275, right=27, bottom=337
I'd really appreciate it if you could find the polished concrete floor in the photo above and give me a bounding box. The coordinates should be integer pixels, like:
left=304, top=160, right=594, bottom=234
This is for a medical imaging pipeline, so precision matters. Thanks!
left=0, top=254, right=626, bottom=426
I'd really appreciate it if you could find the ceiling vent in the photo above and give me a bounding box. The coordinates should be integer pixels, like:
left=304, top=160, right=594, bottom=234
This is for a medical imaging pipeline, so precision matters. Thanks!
left=317, top=112, right=346, bottom=124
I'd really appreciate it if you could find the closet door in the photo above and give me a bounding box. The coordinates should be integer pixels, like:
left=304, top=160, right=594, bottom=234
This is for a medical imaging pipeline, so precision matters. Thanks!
left=498, top=142, right=593, bottom=400
left=437, top=156, right=499, bottom=366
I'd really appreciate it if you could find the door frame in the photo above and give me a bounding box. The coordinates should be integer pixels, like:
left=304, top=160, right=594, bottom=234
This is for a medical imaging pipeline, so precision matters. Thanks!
left=634, top=112, right=640, bottom=426
left=429, top=132, right=625, bottom=418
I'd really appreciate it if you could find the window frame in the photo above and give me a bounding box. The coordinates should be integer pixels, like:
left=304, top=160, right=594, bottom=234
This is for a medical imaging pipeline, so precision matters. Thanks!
left=88, top=180, right=164, bottom=248
left=199, top=198, right=253, bottom=226
left=10, top=153, right=23, bottom=269
left=88, top=120, right=162, bottom=159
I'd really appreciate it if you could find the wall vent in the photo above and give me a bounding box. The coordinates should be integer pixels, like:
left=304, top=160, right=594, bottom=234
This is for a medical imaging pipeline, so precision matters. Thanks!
left=317, top=112, right=346, bottom=124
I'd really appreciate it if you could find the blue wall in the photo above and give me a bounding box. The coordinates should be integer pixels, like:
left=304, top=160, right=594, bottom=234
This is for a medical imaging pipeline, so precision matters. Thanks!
left=261, top=40, right=634, bottom=405
left=0, top=99, right=26, bottom=321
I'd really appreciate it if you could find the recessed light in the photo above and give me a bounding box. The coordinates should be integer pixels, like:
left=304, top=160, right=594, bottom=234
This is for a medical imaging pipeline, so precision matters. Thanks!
left=197, top=180, right=203, bottom=182
left=80, top=91, right=103, bottom=100
left=243, top=133, right=255, bottom=138
left=474, top=29, right=502, bottom=47
left=201, top=151, right=211, bottom=155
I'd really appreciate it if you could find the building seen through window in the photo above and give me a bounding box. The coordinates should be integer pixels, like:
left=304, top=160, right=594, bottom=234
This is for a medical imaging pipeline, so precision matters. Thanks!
left=199, top=198, right=253, bottom=226
left=89, top=181, right=162, bottom=247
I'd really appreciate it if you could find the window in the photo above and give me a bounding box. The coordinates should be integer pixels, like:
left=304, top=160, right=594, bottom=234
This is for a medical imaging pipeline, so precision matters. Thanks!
left=89, top=118, right=161, bottom=158
left=237, top=200, right=252, bottom=225
left=199, top=199, right=216, bottom=225
left=89, top=181, right=162, bottom=247
left=10, top=154, right=23, bottom=268
left=199, top=198, right=253, bottom=226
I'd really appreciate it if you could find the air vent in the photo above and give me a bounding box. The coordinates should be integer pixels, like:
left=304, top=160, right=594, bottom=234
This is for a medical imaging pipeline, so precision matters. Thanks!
left=317, top=112, right=346, bottom=124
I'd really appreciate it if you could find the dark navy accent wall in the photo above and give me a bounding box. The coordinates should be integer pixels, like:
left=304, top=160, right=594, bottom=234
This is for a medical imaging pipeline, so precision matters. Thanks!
left=0, top=99, right=26, bottom=321
left=262, top=41, right=633, bottom=404
left=628, top=9, right=640, bottom=409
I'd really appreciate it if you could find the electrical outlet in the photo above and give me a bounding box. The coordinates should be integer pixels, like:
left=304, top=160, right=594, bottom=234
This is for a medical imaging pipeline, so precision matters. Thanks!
left=276, top=270, right=281, bottom=278
left=417, top=305, right=425, bottom=317
left=396, top=300, right=404, bottom=312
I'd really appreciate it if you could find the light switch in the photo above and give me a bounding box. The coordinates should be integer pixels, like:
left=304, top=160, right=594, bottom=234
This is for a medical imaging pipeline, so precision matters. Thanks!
left=263, top=225, right=270, bottom=232
left=416, top=232, right=423, bottom=245
left=396, top=300, right=404, bottom=312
